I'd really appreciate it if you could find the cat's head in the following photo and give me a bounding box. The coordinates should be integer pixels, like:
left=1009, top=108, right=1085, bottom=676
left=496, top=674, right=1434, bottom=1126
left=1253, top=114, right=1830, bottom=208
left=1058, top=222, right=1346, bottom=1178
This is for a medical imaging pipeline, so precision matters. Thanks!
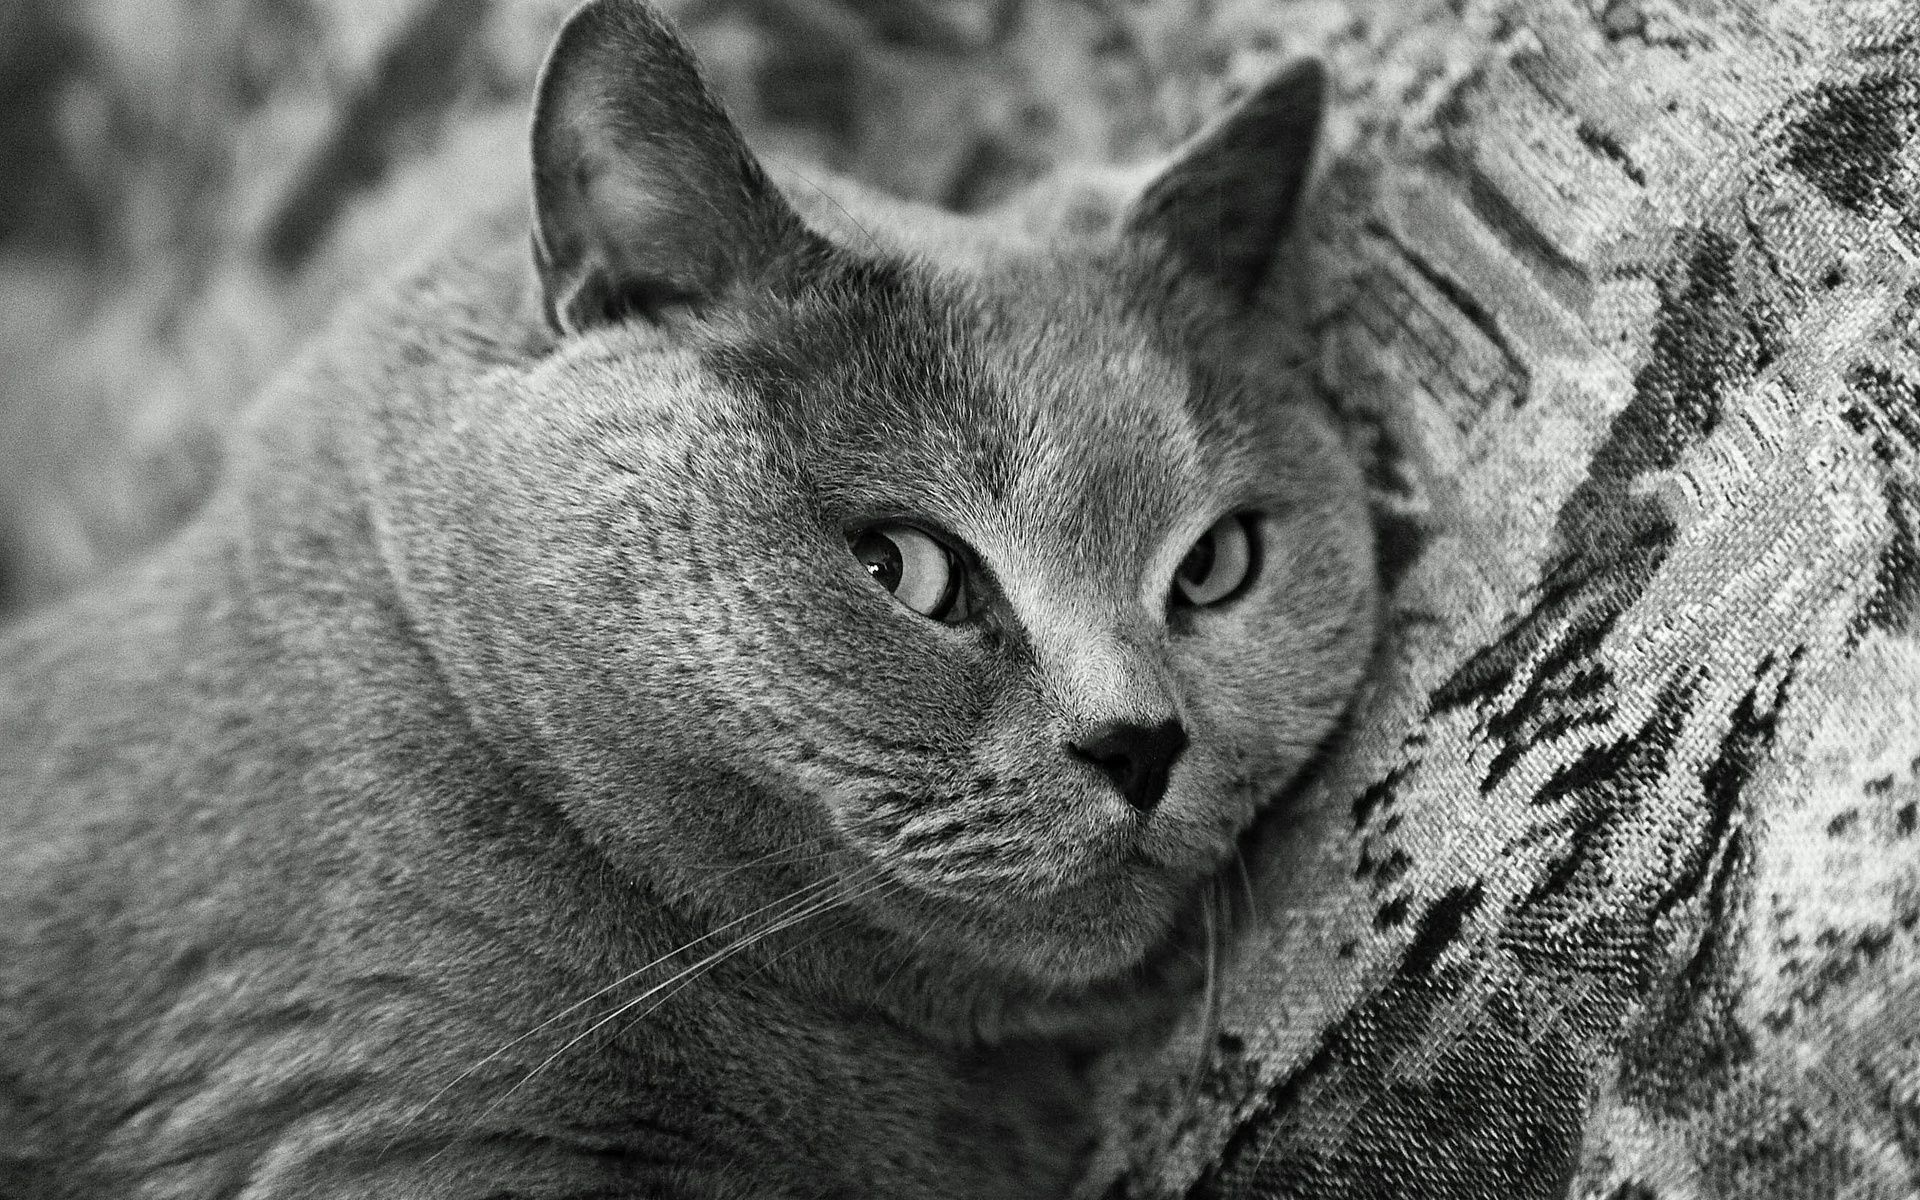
left=385, top=0, right=1375, bottom=990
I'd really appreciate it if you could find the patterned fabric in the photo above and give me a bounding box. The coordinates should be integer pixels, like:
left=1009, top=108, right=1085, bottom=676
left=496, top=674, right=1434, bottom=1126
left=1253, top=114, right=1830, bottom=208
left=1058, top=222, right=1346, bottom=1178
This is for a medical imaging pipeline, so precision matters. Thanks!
left=1089, top=2, right=1920, bottom=1197
left=3, top=2, right=1915, bottom=1197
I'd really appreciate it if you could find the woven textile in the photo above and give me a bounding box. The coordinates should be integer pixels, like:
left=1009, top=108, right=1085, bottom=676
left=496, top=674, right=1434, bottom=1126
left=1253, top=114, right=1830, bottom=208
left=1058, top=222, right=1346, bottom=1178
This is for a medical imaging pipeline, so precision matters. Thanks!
left=1089, top=3, right=1920, bottom=1197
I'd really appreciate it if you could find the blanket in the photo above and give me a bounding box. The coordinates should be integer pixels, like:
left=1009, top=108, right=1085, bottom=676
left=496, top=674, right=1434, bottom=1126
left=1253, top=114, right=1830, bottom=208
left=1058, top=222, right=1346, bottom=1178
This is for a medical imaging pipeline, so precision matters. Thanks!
left=1091, top=2, right=1920, bottom=1196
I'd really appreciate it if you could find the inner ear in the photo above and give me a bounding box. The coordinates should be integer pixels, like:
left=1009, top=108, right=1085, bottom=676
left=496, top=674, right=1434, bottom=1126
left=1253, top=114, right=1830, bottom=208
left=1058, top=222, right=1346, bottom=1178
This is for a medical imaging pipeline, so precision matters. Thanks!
left=529, top=0, right=816, bottom=335
left=1124, top=60, right=1327, bottom=304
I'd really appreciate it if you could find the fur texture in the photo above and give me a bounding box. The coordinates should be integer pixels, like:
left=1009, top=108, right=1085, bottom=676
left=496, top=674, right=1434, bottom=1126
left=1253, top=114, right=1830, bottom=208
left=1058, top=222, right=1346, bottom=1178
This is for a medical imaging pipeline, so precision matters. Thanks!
left=0, top=2, right=1376, bottom=1196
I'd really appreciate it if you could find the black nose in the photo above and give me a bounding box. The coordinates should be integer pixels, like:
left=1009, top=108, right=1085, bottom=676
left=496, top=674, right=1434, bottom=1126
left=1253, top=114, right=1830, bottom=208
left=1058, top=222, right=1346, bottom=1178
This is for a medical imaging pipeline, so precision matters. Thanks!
left=1069, top=719, right=1188, bottom=814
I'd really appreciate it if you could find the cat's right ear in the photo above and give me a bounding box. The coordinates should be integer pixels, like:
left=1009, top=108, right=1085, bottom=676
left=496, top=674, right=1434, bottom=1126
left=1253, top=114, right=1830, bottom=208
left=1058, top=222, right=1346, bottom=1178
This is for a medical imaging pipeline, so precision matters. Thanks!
left=529, top=0, right=811, bottom=336
left=1123, top=61, right=1327, bottom=305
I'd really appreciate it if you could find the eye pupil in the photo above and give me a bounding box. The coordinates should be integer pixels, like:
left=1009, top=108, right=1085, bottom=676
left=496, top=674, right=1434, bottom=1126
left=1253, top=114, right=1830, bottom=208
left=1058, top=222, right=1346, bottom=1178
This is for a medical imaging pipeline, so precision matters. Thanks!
left=1171, top=513, right=1256, bottom=609
left=854, top=531, right=904, bottom=592
left=849, top=523, right=970, bottom=622
left=1178, top=538, right=1215, bottom=585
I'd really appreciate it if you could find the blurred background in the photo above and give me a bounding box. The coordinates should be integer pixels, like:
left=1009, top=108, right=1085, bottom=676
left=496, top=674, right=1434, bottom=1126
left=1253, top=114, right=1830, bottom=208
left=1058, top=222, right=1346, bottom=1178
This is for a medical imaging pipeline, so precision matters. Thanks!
left=0, top=0, right=1350, bottom=620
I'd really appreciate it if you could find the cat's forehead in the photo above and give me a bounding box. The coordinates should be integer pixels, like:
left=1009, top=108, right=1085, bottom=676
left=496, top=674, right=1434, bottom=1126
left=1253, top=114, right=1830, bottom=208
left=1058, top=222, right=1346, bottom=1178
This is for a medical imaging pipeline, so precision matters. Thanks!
left=698, top=249, right=1236, bottom=570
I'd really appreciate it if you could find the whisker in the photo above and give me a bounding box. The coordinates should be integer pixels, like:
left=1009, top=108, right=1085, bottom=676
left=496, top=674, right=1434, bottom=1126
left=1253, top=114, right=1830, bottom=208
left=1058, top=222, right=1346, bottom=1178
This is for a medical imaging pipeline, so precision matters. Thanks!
left=737, top=906, right=867, bottom=987
left=686, top=809, right=902, bottom=878
left=1179, top=874, right=1227, bottom=1127
left=468, top=869, right=889, bottom=1127
left=1232, top=847, right=1257, bottom=920
left=778, top=164, right=888, bottom=258
left=870, top=900, right=932, bottom=1000
left=694, top=840, right=852, bottom=883
left=393, top=871, right=848, bottom=1142
left=608, top=876, right=898, bottom=1043
left=683, top=806, right=906, bottom=879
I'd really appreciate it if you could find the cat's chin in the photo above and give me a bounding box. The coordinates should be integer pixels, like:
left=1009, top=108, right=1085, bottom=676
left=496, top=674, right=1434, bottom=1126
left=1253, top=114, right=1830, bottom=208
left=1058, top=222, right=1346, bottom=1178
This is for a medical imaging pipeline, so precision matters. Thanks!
left=923, top=863, right=1232, bottom=1047
left=867, top=852, right=1221, bottom=997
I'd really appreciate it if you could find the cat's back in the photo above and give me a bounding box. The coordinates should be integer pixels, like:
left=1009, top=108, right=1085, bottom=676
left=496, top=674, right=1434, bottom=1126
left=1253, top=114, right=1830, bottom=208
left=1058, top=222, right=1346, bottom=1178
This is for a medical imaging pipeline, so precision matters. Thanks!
left=0, top=523, right=294, bottom=1198
left=0, top=383, right=557, bottom=1195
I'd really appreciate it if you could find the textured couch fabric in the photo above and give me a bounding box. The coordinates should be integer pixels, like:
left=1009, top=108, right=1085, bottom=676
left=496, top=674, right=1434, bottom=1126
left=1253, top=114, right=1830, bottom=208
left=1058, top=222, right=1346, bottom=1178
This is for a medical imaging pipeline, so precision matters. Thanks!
left=1090, top=3, right=1920, bottom=1197
left=2, top=2, right=1916, bottom=1198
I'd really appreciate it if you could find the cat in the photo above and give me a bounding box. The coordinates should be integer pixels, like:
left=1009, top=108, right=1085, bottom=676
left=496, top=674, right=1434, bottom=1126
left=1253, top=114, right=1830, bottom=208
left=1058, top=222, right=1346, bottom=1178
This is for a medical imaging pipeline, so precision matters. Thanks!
left=0, top=1, right=1377, bottom=1196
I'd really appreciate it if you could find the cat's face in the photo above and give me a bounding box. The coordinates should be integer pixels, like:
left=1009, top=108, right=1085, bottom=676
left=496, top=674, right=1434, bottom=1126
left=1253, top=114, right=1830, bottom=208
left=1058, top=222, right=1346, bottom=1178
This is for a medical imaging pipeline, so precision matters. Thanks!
left=512, top=251, right=1370, bottom=983
left=389, top=0, right=1373, bottom=989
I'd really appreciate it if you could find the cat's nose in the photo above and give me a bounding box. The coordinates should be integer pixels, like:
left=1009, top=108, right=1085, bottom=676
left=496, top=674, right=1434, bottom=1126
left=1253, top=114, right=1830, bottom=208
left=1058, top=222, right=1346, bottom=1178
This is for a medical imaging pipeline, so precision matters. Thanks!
left=1068, top=718, right=1188, bottom=814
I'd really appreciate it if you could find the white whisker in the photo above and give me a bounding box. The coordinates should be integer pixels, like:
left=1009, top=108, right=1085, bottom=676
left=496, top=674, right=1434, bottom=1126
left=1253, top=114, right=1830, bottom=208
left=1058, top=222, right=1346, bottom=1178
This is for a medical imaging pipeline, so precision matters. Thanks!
left=393, top=871, right=848, bottom=1145
left=465, top=869, right=889, bottom=1131
left=1233, top=846, right=1257, bottom=919
left=607, top=876, right=898, bottom=1044
left=1179, top=874, right=1227, bottom=1127
left=779, top=164, right=888, bottom=257
left=697, top=839, right=854, bottom=883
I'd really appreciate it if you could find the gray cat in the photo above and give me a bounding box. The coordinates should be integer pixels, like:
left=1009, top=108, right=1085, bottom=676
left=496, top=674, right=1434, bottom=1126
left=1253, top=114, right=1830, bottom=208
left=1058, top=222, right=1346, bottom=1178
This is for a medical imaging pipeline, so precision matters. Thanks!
left=0, top=1, right=1376, bottom=1196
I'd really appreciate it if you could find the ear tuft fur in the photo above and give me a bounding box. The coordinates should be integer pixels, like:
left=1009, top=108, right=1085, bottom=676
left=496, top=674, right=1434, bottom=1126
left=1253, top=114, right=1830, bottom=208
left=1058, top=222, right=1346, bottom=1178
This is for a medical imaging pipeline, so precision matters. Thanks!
left=530, top=0, right=810, bottom=335
left=1125, top=60, right=1327, bottom=304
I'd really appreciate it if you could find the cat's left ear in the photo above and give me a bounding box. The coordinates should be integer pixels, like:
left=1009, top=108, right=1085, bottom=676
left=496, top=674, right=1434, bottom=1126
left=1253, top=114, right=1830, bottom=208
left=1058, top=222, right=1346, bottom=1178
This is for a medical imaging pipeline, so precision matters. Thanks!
left=529, top=0, right=812, bottom=335
left=1123, top=61, right=1327, bottom=304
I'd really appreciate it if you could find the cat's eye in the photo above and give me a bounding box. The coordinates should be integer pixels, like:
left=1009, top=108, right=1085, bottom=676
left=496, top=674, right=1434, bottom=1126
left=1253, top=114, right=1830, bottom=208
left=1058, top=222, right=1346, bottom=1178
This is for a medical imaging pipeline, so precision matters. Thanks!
left=1172, top=514, right=1257, bottom=608
left=850, top=524, right=970, bottom=622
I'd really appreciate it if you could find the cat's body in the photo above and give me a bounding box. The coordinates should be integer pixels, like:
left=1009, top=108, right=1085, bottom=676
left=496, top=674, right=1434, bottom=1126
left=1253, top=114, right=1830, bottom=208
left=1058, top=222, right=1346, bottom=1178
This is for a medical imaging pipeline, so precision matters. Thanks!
left=0, top=3, right=1376, bottom=1197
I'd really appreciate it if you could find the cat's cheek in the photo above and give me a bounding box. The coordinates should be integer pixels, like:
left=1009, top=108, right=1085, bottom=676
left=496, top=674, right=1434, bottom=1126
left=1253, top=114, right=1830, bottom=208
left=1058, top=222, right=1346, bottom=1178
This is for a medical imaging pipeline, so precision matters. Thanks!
left=1178, top=567, right=1375, bottom=776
